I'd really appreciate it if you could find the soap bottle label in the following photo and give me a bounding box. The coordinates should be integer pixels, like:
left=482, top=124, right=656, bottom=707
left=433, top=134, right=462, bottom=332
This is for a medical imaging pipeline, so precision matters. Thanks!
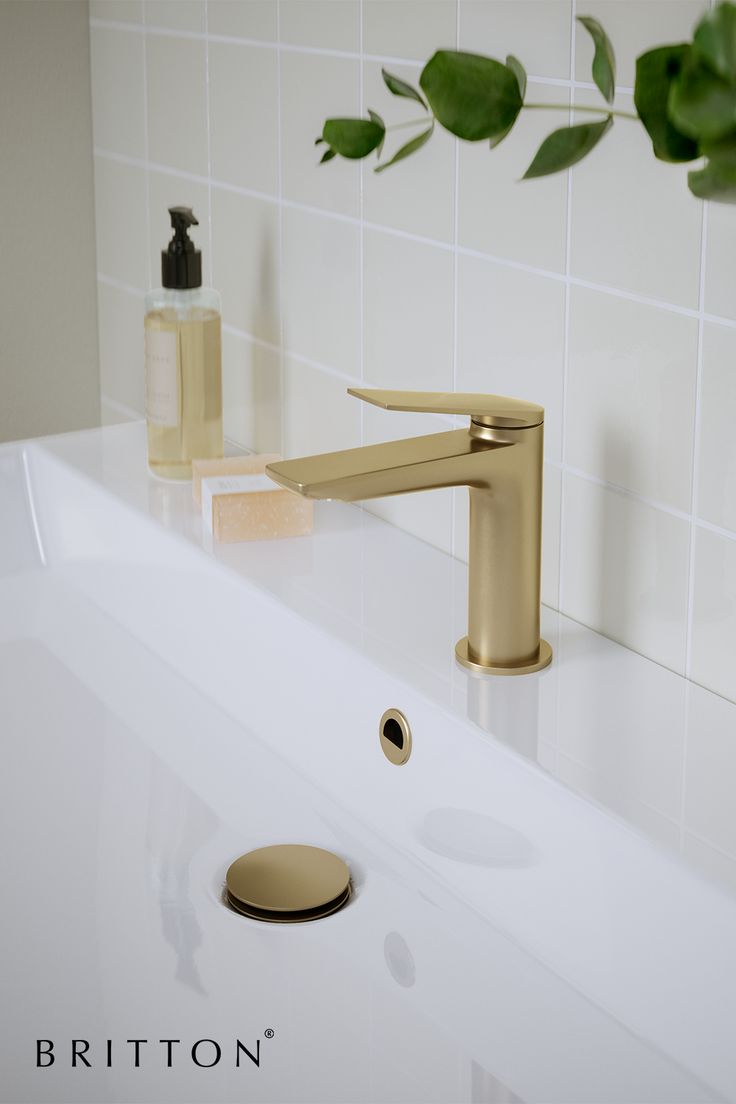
left=145, top=327, right=178, bottom=427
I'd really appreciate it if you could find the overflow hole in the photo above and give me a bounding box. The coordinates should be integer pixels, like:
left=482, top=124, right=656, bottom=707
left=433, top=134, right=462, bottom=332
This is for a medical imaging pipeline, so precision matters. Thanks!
left=379, top=709, right=412, bottom=766
left=383, top=718, right=404, bottom=750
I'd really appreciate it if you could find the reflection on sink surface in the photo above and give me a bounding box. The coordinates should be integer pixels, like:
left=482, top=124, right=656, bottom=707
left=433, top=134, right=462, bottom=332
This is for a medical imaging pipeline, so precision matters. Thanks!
left=418, top=808, right=536, bottom=868
left=1, top=427, right=736, bottom=1103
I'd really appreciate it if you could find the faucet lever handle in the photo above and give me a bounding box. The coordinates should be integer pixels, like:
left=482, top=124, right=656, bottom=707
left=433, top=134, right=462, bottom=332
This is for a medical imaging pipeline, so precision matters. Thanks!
left=348, top=388, right=543, bottom=430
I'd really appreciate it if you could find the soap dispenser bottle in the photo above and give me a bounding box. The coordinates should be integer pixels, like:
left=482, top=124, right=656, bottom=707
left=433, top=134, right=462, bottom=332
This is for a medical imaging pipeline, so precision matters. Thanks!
left=144, top=206, right=223, bottom=480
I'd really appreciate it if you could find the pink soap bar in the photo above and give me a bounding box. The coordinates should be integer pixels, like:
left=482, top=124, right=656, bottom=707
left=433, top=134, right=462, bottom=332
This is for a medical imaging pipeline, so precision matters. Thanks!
left=202, top=472, right=313, bottom=543
left=192, top=453, right=282, bottom=506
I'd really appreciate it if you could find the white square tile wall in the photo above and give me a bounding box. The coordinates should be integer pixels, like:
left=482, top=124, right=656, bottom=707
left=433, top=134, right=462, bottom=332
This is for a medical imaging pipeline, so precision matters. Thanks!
left=90, top=0, right=736, bottom=701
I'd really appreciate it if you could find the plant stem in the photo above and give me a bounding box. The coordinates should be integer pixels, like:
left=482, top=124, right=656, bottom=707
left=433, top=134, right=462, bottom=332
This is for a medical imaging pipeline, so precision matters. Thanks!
left=386, top=117, right=432, bottom=132
left=524, top=102, right=638, bottom=121
left=381, top=103, right=638, bottom=139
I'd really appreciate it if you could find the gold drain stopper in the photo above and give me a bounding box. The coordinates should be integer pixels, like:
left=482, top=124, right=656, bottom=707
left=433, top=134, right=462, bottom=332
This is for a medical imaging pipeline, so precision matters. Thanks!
left=225, top=844, right=351, bottom=923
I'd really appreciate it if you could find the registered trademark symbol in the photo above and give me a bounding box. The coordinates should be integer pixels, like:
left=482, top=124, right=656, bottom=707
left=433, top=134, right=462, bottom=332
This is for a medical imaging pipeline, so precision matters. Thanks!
left=264, top=1029, right=274, bottom=1039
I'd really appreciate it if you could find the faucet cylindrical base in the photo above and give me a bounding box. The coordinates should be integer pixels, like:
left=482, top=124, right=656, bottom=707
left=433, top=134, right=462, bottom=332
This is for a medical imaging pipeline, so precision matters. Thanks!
left=455, top=636, right=553, bottom=676
left=465, top=423, right=546, bottom=671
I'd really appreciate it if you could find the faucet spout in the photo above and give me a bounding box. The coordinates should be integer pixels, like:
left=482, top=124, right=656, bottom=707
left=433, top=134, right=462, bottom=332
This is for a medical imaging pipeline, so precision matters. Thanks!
left=266, top=388, right=551, bottom=677
left=265, top=429, right=510, bottom=503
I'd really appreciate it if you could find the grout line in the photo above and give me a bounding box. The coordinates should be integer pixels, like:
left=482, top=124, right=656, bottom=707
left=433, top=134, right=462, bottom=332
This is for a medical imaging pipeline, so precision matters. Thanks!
left=276, top=0, right=286, bottom=458
left=93, top=146, right=736, bottom=332
left=141, top=17, right=152, bottom=290
left=203, top=1, right=214, bottom=286
left=96, top=147, right=212, bottom=184
left=703, top=310, right=736, bottom=329
left=358, top=0, right=366, bottom=450
left=695, top=515, right=736, bottom=544
left=205, top=30, right=285, bottom=50
left=89, top=17, right=151, bottom=33
left=222, top=323, right=282, bottom=358
left=686, top=197, right=710, bottom=679
left=356, top=213, right=454, bottom=245
left=358, top=0, right=367, bottom=625
left=562, top=463, right=693, bottom=523
left=557, top=0, right=577, bottom=614
left=450, top=0, right=461, bottom=561
left=449, top=0, right=461, bottom=683
left=560, top=277, right=706, bottom=321
left=141, top=23, right=203, bottom=41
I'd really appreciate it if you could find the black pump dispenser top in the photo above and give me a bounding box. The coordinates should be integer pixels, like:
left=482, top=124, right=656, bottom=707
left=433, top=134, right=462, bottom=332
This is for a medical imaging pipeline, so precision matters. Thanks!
left=161, top=206, right=202, bottom=289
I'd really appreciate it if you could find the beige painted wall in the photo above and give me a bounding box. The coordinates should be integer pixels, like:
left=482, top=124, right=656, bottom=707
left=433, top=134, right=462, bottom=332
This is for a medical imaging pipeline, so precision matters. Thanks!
left=0, top=0, right=100, bottom=443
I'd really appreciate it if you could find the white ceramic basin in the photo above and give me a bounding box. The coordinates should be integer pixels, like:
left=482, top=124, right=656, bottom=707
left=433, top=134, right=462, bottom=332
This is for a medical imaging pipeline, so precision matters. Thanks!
left=2, top=423, right=736, bottom=1103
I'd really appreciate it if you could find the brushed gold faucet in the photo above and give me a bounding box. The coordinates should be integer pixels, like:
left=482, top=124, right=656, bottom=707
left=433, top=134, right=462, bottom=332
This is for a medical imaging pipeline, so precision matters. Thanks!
left=266, top=389, right=551, bottom=676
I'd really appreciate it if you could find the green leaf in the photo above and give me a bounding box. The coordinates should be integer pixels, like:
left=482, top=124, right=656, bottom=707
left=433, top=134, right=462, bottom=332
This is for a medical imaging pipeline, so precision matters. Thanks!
left=702, top=131, right=736, bottom=160
left=506, top=54, right=527, bottom=100
left=315, top=136, right=325, bottom=145
left=375, top=124, right=434, bottom=173
left=320, top=148, right=337, bottom=163
left=634, top=45, right=700, bottom=162
left=689, top=155, right=736, bottom=200
left=522, top=114, right=613, bottom=178
left=693, top=2, right=736, bottom=83
left=382, top=68, right=428, bottom=110
left=488, top=119, right=516, bottom=149
left=368, top=109, right=386, bottom=157
left=669, top=53, right=736, bottom=140
left=322, top=117, right=385, bottom=159
left=419, top=51, right=522, bottom=142
left=493, top=53, right=525, bottom=146
left=578, top=15, right=616, bottom=104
